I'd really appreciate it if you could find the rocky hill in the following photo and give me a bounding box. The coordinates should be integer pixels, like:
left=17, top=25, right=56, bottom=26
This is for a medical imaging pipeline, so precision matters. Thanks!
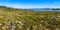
left=0, top=6, right=60, bottom=30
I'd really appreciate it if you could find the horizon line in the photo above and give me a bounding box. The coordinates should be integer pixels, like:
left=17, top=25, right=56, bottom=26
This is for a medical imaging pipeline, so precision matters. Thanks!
left=0, top=5, right=60, bottom=9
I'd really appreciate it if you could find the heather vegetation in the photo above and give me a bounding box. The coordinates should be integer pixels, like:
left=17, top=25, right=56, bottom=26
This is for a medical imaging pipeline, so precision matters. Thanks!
left=0, top=6, right=60, bottom=30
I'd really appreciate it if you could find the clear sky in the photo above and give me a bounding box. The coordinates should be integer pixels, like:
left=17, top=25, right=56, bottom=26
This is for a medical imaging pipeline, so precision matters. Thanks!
left=0, top=0, right=60, bottom=9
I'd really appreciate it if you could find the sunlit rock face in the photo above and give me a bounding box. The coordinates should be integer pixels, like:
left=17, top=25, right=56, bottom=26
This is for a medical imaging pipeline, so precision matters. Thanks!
left=58, top=16, right=60, bottom=18
left=9, top=20, right=16, bottom=30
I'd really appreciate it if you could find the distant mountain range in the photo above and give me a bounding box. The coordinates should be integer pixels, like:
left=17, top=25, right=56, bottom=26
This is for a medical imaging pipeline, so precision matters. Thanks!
left=29, top=8, right=60, bottom=11
left=29, top=8, right=60, bottom=10
left=0, top=6, right=60, bottom=11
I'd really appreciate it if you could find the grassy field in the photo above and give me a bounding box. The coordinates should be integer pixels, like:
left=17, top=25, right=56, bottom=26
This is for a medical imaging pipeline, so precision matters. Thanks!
left=0, top=6, right=60, bottom=30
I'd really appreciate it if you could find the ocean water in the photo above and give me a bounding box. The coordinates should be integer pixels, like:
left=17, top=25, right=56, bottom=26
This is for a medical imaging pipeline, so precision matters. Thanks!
left=34, top=10, right=60, bottom=12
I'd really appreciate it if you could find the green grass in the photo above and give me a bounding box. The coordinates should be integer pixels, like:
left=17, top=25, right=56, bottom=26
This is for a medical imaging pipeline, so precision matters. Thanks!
left=0, top=6, right=60, bottom=30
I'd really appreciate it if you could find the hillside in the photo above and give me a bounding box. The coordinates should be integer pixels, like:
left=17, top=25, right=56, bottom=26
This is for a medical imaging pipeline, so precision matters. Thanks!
left=0, top=6, right=60, bottom=30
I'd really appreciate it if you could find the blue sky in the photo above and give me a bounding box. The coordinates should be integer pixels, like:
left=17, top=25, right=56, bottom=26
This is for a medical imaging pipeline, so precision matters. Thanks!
left=0, top=0, right=60, bottom=9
